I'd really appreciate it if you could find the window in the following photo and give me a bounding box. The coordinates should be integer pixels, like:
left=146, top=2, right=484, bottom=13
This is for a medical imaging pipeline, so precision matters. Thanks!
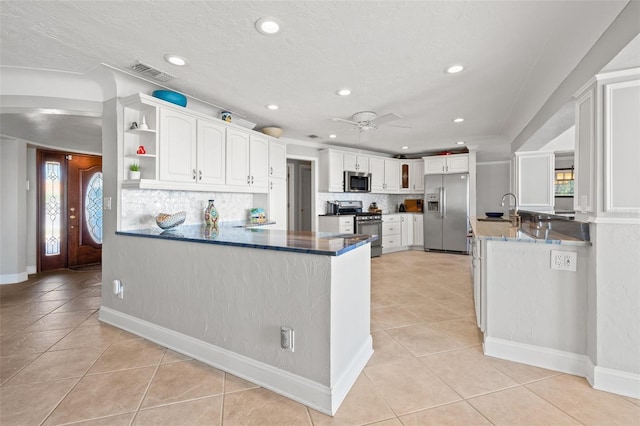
left=554, top=167, right=574, bottom=197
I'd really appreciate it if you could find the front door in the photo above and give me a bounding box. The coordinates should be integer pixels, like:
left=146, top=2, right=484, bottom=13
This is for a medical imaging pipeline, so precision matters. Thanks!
left=38, top=150, right=102, bottom=271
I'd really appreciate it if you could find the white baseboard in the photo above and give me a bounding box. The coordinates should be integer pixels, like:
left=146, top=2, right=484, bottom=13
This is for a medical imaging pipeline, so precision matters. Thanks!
left=99, top=306, right=371, bottom=415
left=593, top=365, right=640, bottom=399
left=485, top=337, right=640, bottom=399
left=27, top=265, right=36, bottom=274
left=0, top=271, right=28, bottom=285
left=484, top=337, right=589, bottom=377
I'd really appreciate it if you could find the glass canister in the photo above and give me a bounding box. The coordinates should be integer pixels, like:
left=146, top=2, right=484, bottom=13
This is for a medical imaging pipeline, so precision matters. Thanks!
left=204, top=199, right=219, bottom=228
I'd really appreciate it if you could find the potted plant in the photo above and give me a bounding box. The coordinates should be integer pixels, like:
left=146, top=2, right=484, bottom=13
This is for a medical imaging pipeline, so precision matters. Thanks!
left=129, top=163, right=141, bottom=180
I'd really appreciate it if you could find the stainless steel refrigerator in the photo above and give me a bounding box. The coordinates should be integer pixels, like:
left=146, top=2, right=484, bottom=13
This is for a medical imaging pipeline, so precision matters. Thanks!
left=423, top=173, right=469, bottom=252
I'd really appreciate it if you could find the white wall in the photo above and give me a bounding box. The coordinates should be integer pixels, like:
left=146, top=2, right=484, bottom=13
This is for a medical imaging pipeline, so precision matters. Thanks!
left=476, top=161, right=510, bottom=217
left=0, top=139, right=28, bottom=284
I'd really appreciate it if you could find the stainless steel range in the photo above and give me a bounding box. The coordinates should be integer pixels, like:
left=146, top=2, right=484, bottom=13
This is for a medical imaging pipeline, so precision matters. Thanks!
left=328, top=200, right=382, bottom=257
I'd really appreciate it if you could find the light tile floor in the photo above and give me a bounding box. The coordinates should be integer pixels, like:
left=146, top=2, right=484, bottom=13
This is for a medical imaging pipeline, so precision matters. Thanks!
left=1, top=251, right=639, bottom=425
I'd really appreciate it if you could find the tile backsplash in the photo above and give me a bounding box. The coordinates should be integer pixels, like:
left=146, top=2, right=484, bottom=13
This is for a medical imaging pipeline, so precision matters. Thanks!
left=121, top=189, right=253, bottom=230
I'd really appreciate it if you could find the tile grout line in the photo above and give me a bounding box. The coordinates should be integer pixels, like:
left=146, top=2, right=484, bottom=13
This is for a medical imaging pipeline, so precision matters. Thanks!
left=128, top=348, right=166, bottom=426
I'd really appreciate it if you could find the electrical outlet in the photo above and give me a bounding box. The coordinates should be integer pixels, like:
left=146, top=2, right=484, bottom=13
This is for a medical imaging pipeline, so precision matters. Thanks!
left=551, top=250, right=577, bottom=271
left=280, top=327, right=294, bottom=352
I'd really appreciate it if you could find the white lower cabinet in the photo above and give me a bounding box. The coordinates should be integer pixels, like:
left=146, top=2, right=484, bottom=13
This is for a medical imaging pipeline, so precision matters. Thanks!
left=382, top=214, right=402, bottom=253
left=267, top=179, right=287, bottom=230
left=412, top=214, right=424, bottom=248
left=318, top=215, right=354, bottom=234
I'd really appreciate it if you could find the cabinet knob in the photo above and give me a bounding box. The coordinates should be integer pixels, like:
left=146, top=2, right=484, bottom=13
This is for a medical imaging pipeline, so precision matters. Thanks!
left=192, top=169, right=196, bottom=180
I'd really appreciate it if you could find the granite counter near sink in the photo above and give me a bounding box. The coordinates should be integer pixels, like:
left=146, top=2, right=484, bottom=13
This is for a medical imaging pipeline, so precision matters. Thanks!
left=470, top=216, right=590, bottom=247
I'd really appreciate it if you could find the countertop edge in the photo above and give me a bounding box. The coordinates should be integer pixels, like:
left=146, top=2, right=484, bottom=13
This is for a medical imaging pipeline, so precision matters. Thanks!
left=115, top=228, right=378, bottom=256
left=470, top=218, right=591, bottom=247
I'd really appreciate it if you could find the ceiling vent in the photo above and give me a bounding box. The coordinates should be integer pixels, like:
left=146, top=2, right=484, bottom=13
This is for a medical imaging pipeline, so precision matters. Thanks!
left=307, top=134, right=320, bottom=139
left=130, top=61, right=176, bottom=82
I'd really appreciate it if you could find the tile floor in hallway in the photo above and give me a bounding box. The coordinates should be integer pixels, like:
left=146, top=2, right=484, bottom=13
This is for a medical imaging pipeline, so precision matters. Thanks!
left=1, top=251, right=639, bottom=425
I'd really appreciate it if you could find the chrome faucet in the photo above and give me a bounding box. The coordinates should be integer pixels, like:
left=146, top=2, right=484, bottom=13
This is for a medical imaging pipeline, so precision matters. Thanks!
left=500, top=192, right=518, bottom=210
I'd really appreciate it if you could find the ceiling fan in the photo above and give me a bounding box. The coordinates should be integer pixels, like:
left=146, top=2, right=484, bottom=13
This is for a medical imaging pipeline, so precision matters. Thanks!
left=331, top=111, right=409, bottom=131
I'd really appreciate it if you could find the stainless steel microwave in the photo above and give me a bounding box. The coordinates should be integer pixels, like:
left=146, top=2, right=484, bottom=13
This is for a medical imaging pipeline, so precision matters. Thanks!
left=344, top=171, right=371, bottom=192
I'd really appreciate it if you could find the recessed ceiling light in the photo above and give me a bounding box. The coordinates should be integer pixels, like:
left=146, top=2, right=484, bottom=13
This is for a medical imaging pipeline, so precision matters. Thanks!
left=453, top=117, right=465, bottom=123
left=329, top=134, right=337, bottom=139
left=401, top=146, right=409, bottom=150
left=164, top=54, right=188, bottom=66
left=336, top=89, right=351, bottom=96
left=266, top=104, right=279, bottom=110
left=456, top=141, right=466, bottom=145
left=445, top=64, right=465, bottom=74
left=255, top=17, right=281, bottom=35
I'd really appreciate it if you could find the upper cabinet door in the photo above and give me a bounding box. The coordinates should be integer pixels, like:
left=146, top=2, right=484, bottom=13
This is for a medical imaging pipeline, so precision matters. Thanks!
left=516, top=152, right=554, bottom=211
left=369, top=157, right=385, bottom=192
left=384, top=159, right=400, bottom=192
left=226, top=128, right=251, bottom=187
left=197, top=119, right=226, bottom=185
left=343, top=154, right=369, bottom=172
left=159, top=108, right=197, bottom=183
left=269, top=140, right=287, bottom=180
left=250, top=134, right=269, bottom=190
left=447, top=155, right=469, bottom=173
left=424, top=157, right=446, bottom=174
left=412, top=159, right=424, bottom=192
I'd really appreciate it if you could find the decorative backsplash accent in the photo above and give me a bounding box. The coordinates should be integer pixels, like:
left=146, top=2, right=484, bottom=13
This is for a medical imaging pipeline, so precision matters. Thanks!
left=121, top=189, right=253, bottom=230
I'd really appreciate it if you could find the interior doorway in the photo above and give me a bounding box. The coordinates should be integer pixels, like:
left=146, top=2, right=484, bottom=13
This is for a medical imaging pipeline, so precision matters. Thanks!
left=287, top=159, right=312, bottom=231
left=37, top=149, right=102, bottom=272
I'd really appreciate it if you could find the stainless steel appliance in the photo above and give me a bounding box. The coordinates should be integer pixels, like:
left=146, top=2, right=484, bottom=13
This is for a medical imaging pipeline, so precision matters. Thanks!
left=344, top=171, right=371, bottom=193
left=355, top=213, right=382, bottom=258
left=329, top=200, right=382, bottom=257
left=424, top=173, right=469, bottom=252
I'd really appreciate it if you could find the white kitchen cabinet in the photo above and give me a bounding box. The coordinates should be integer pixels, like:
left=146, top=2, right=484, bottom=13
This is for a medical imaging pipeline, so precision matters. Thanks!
left=411, top=159, right=424, bottom=193
left=399, top=161, right=411, bottom=192
left=400, top=214, right=410, bottom=246
left=267, top=178, right=287, bottom=230
left=424, top=154, right=469, bottom=174
left=269, top=140, right=287, bottom=180
left=250, top=134, right=269, bottom=190
left=370, top=158, right=399, bottom=193
left=412, top=214, right=424, bottom=248
left=158, top=108, right=197, bottom=183
left=197, top=119, right=226, bottom=185
left=515, top=151, right=554, bottom=211
left=226, top=129, right=268, bottom=192
left=382, top=214, right=402, bottom=253
left=226, top=128, right=251, bottom=187
left=573, top=69, right=640, bottom=219
left=343, top=153, right=369, bottom=173
left=319, top=150, right=345, bottom=192
left=318, top=215, right=354, bottom=234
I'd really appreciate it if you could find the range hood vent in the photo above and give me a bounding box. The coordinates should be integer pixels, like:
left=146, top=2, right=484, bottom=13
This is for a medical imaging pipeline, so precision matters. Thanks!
left=130, top=61, right=176, bottom=82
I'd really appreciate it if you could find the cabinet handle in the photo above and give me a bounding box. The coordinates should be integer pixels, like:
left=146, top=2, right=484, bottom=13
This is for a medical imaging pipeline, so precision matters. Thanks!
left=270, top=166, right=273, bottom=175
left=199, top=170, right=202, bottom=181
left=192, top=169, right=196, bottom=180
left=247, top=176, right=250, bottom=184
left=251, top=176, right=254, bottom=184
left=270, top=181, right=273, bottom=190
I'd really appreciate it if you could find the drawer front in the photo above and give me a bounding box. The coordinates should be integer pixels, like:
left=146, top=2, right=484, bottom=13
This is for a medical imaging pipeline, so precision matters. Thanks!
left=383, top=235, right=400, bottom=248
left=338, top=216, right=354, bottom=226
left=383, top=222, right=400, bottom=236
left=384, top=215, right=400, bottom=223
left=339, top=226, right=353, bottom=233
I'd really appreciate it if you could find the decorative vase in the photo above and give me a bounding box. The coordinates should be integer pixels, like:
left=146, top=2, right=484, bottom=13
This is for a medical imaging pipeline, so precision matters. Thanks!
left=129, top=170, right=141, bottom=180
left=139, top=115, right=149, bottom=130
left=204, top=199, right=219, bottom=228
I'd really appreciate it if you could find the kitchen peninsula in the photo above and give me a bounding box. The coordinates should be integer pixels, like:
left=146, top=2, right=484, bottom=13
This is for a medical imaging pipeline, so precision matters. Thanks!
left=471, top=212, right=591, bottom=379
left=100, top=226, right=377, bottom=415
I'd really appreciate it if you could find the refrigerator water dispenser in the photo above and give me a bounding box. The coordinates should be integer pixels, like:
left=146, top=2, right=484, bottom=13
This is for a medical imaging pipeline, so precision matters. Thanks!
left=426, top=193, right=440, bottom=212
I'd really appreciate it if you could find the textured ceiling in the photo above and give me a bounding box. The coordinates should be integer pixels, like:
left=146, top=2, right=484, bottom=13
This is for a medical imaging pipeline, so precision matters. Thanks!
left=0, top=1, right=631, bottom=157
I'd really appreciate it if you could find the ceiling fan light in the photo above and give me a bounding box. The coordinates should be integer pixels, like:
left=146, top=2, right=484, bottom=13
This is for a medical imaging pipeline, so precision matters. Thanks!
left=445, top=64, right=465, bottom=74
left=256, top=17, right=281, bottom=35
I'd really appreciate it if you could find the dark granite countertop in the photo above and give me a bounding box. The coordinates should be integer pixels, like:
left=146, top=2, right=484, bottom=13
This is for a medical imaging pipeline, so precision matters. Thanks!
left=116, top=224, right=378, bottom=256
